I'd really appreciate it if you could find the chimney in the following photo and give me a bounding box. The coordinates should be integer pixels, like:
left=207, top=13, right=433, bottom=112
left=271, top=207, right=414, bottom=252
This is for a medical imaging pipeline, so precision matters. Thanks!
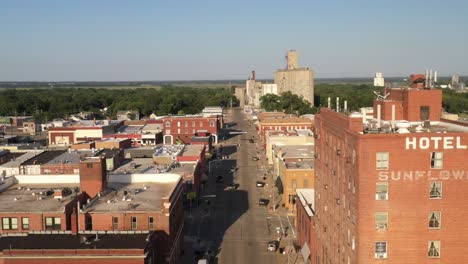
left=79, top=157, right=107, bottom=198
left=252, top=70, right=256, bottom=81
left=362, top=108, right=366, bottom=124
left=328, top=97, right=331, bottom=108
left=391, top=104, right=396, bottom=130
left=344, top=101, right=348, bottom=112
left=377, top=104, right=381, bottom=128
left=336, top=97, right=340, bottom=112
left=434, top=70, right=438, bottom=83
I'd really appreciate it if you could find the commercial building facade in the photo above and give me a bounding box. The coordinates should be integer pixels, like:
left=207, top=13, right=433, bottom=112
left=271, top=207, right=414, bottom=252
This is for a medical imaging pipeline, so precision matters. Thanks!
left=313, top=86, right=468, bottom=263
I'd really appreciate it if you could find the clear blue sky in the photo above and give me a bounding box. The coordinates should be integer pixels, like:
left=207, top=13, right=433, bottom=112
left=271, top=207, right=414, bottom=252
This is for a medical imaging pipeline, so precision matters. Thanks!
left=1, top=0, right=467, bottom=81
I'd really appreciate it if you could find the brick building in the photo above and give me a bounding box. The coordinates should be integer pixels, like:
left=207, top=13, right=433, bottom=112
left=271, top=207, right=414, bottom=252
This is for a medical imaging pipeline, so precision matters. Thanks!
left=274, top=145, right=314, bottom=210
left=258, top=116, right=313, bottom=145
left=162, top=115, right=221, bottom=144
left=296, top=188, right=315, bottom=263
left=48, top=120, right=119, bottom=146
left=313, top=86, right=468, bottom=263
left=0, top=157, right=185, bottom=263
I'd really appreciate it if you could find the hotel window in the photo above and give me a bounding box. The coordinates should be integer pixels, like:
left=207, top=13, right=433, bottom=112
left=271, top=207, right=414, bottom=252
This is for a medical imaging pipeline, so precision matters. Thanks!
left=22, top=217, right=29, bottom=230
left=428, top=241, right=440, bottom=258
left=87, top=163, right=93, bottom=168
left=177, top=122, right=180, bottom=127
left=131, top=216, right=137, bottom=230
left=429, top=182, right=442, bottom=199
left=428, top=211, right=441, bottom=229
left=112, top=217, right=118, bottom=230
left=376, top=182, right=388, bottom=200
left=165, top=121, right=171, bottom=127
left=184, top=129, right=188, bottom=134
left=2, top=217, right=18, bottom=230
left=376, top=152, right=389, bottom=170
left=430, top=152, right=443, bottom=169
left=45, top=217, right=61, bottom=230
left=149, top=216, right=154, bottom=230
left=375, top=212, right=388, bottom=230
left=375, top=241, right=387, bottom=259
left=199, top=121, right=203, bottom=127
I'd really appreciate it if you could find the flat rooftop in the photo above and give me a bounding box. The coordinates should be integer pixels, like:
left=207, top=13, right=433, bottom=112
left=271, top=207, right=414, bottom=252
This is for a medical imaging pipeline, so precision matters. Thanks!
left=296, top=188, right=315, bottom=217
left=96, top=138, right=128, bottom=143
left=261, top=116, right=312, bottom=124
left=112, top=158, right=154, bottom=174
left=0, top=151, right=43, bottom=168
left=363, top=120, right=468, bottom=134
left=82, top=181, right=180, bottom=213
left=0, top=152, right=26, bottom=165
left=46, top=150, right=96, bottom=165
left=0, top=234, right=148, bottom=250
left=285, top=160, right=314, bottom=170
left=117, top=125, right=143, bottom=134
left=153, top=145, right=184, bottom=157
left=179, top=145, right=203, bottom=157
left=98, top=148, right=122, bottom=159
left=0, top=184, right=79, bottom=213
left=22, top=150, right=67, bottom=166
left=278, top=145, right=314, bottom=159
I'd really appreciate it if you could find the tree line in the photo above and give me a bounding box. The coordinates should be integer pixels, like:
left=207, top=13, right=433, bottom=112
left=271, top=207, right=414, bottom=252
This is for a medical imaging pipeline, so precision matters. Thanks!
left=260, top=84, right=467, bottom=115
left=0, top=85, right=239, bottom=122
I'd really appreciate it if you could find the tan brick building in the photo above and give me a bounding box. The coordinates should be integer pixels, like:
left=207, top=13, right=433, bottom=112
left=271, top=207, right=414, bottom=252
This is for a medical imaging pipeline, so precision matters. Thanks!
left=313, top=86, right=468, bottom=263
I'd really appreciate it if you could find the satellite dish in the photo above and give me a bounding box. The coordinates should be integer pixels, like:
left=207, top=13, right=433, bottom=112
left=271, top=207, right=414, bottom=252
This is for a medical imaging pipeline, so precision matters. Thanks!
left=373, top=91, right=390, bottom=100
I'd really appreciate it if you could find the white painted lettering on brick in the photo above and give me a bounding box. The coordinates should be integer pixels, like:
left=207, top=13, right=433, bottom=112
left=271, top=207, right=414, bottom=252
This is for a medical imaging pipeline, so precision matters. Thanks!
left=443, top=137, right=454, bottom=149
left=405, top=136, right=466, bottom=150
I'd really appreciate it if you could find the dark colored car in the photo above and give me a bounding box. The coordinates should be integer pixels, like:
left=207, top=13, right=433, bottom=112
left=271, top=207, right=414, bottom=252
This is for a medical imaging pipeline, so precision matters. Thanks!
left=259, top=198, right=269, bottom=206
left=256, top=181, right=265, bottom=187
left=216, top=176, right=224, bottom=183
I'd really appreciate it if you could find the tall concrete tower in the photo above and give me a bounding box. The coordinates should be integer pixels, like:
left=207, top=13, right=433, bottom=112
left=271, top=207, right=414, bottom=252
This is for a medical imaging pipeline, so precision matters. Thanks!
left=275, top=50, right=314, bottom=106
left=286, top=50, right=298, bottom=70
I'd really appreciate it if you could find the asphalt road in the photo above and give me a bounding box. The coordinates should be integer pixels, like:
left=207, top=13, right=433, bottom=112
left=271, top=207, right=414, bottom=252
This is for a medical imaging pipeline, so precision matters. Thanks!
left=183, top=107, right=298, bottom=264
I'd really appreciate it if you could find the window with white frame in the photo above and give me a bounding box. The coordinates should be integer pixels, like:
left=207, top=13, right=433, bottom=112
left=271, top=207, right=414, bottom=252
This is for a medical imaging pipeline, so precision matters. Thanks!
left=148, top=216, right=154, bottom=230
left=376, top=182, right=388, bottom=200
left=430, top=152, right=443, bottom=169
left=376, top=152, right=389, bottom=170
left=2, top=217, right=18, bottom=230
left=375, top=241, right=387, bottom=259
left=165, top=121, right=171, bottom=127
left=429, top=182, right=442, bottom=199
left=22, top=217, right=29, bottom=230
left=428, top=211, right=441, bottom=229
left=45, top=217, right=61, bottom=230
left=375, top=212, right=388, bottom=230
left=131, top=216, right=137, bottom=230
left=428, top=241, right=440, bottom=258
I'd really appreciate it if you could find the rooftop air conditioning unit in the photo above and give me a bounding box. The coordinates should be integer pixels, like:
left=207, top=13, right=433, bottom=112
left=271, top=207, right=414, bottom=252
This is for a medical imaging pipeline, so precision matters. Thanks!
left=376, top=193, right=388, bottom=200
left=375, top=253, right=387, bottom=259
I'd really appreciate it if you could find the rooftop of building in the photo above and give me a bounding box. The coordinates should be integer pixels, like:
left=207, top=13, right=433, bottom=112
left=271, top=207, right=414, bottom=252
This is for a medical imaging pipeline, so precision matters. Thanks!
left=153, top=145, right=184, bottom=157
left=261, top=116, right=313, bottom=124
left=275, top=67, right=312, bottom=72
left=179, top=145, right=204, bottom=157
left=0, top=151, right=44, bottom=168
left=0, top=152, right=26, bottom=165
left=0, top=234, right=149, bottom=250
left=45, top=150, right=96, bottom=165
left=142, top=123, right=163, bottom=131
left=82, top=179, right=180, bottom=213
left=116, top=125, right=143, bottom=134
left=276, top=145, right=314, bottom=159
left=191, top=136, right=211, bottom=143
left=266, top=129, right=313, bottom=137
left=0, top=184, right=79, bottom=213
left=98, top=148, right=122, bottom=159
left=111, top=158, right=154, bottom=174
left=296, top=188, right=315, bottom=217
left=285, top=160, right=314, bottom=170
left=96, top=138, right=129, bottom=143
left=163, top=114, right=218, bottom=119
left=22, top=150, right=67, bottom=166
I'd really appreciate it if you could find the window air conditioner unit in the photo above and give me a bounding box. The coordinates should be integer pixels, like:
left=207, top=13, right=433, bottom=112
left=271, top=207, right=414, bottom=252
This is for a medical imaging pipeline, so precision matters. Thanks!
left=376, top=193, right=388, bottom=200
left=375, top=253, right=387, bottom=259
left=376, top=223, right=387, bottom=230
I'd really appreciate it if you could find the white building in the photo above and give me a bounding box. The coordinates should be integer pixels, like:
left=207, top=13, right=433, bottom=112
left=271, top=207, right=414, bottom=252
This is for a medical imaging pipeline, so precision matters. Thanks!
left=374, top=72, right=385, bottom=87
left=262, top=83, right=278, bottom=96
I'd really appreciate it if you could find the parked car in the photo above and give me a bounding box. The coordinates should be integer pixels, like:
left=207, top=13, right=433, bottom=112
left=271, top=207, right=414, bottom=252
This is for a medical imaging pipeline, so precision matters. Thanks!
left=216, top=176, right=224, bottom=183
left=259, top=198, right=269, bottom=206
left=256, top=181, right=265, bottom=187
left=267, top=241, right=279, bottom=252
left=252, top=156, right=260, bottom=161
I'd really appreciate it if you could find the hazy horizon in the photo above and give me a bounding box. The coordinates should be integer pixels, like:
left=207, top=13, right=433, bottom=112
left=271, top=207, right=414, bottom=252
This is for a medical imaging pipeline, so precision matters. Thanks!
left=1, top=0, right=467, bottom=81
